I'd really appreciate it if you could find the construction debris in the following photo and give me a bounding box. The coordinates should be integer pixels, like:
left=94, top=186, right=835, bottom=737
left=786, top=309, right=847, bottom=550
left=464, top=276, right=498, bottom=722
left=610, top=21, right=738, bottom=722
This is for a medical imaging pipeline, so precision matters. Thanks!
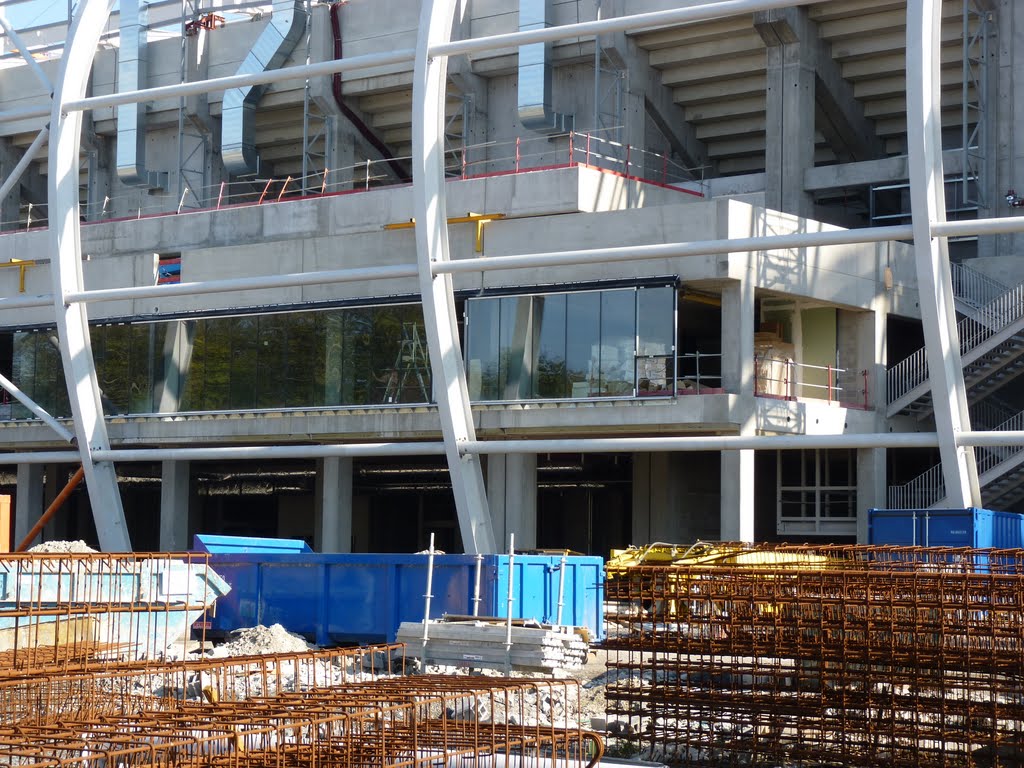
left=605, top=542, right=1024, bottom=767
left=26, top=539, right=97, bottom=553
left=209, top=623, right=313, bottom=657
left=397, top=617, right=589, bottom=672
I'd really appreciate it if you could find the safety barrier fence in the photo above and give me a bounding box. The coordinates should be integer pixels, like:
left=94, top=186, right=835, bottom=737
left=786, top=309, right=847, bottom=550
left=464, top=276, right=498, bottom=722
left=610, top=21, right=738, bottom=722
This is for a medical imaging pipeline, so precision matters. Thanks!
left=754, top=354, right=868, bottom=408
left=0, top=551, right=227, bottom=667
left=0, top=674, right=599, bottom=768
left=0, top=643, right=405, bottom=727
left=0, top=130, right=704, bottom=234
left=604, top=543, right=1024, bottom=767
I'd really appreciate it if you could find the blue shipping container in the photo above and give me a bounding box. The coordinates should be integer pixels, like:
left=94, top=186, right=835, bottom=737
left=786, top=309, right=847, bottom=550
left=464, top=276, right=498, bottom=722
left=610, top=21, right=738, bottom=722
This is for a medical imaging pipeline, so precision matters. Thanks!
left=868, top=507, right=1024, bottom=548
left=195, top=537, right=604, bottom=645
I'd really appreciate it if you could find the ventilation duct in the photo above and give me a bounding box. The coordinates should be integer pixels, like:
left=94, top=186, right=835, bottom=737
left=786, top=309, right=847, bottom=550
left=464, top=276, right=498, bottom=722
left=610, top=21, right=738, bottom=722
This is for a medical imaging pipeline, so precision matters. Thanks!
left=116, top=0, right=168, bottom=189
left=221, top=0, right=306, bottom=176
left=517, top=0, right=573, bottom=134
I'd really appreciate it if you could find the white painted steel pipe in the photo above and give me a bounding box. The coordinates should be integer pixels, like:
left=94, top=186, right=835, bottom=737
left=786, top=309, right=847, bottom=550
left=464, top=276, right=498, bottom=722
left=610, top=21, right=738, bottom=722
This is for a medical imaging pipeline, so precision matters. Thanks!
left=472, top=553, right=483, bottom=617
left=0, top=14, right=53, bottom=93
left=0, top=126, right=49, bottom=204
left=89, top=442, right=447, bottom=462
left=422, top=532, right=435, bottom=645
left=0, top=370, right=75, bottom=443
left=555, top=553, right=567, bottom=627
left=435, top=226, right=915, bottom=276
left=432, top=0, right=820, bottom=58
left=5, top=429, right=1024, bottom=466
left=505, top=532, right=515, bottom=675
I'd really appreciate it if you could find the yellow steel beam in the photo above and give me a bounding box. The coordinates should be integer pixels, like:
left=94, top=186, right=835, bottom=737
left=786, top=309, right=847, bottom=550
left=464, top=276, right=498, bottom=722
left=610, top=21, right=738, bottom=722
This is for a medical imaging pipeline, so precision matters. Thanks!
left=383, top=213, right=506, bottom=253
left=0, top=259, right=37, bottom=293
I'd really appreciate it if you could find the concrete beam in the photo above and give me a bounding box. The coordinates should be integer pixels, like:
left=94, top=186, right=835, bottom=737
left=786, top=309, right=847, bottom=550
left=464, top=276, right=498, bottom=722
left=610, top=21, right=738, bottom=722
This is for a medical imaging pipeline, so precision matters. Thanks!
left=804, top=149, right=965, bottom=192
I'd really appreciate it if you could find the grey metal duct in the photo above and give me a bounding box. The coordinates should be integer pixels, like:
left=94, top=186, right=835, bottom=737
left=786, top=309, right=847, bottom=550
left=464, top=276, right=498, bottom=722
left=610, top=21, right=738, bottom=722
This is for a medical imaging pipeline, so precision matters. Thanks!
left=116, top=0, right=168, bottom=189
left=221, top=0, right=306, bottom=176
left=517, top=0, right=573, bottom=134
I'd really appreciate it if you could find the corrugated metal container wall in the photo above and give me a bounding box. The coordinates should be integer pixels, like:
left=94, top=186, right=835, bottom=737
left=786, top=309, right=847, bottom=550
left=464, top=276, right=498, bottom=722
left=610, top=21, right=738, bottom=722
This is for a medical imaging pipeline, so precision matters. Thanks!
left=868, top=508, right=1024, bottom=548
left=194, top=539, right=604, bottom=645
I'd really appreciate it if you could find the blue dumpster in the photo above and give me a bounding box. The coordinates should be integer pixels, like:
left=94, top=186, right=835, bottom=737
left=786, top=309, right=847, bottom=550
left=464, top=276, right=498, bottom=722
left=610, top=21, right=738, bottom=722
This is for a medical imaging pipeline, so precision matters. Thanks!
left=868, top=507, right=1024, bottom=548
left=194, top=536, right=604, bottom=645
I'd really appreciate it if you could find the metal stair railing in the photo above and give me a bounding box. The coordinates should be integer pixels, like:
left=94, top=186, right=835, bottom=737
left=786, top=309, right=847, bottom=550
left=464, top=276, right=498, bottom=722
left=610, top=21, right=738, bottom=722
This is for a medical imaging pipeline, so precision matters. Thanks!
left=887, top=463, right=944, bottom=510
left=888, top=280, right=1024, bottom=406
left=886, top=408, right=1024, bottom=509
left=951, top=261, right=1009, bottom=311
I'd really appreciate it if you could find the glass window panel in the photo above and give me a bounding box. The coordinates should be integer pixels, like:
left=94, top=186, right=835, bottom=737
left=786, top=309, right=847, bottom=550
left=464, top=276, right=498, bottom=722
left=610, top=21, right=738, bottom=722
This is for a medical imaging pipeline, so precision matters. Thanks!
left=229, top=316, right=258, bottom=410
left=534, top=294, right=567, bottom=398
left=637, top=286, right=674, bottom=356
left=256, top=315, right=288, bottom=410
left=566, top=292, right=600, bottom=397
left=498, top=296, right=533, bottom=400
left=200, top=319, right=232, bottom=411
left=283, top=312, right=323, bottom=407
left=322, top=310, right=346, bottom=406
left=599, top=289, right=636, bottom=396
left=466, top=298, right=500, bottom=400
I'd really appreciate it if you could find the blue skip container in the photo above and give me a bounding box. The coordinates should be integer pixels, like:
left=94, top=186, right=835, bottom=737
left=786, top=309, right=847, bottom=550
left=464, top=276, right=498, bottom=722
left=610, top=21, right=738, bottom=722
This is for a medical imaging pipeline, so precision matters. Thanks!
left=194, top=535, right=604, bottom=645
left=868, top=507, right=1024, bottom=549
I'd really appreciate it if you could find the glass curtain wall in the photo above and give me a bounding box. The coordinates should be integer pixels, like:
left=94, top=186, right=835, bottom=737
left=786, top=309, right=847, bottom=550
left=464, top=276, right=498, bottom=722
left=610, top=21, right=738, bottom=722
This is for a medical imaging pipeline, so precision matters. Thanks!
left=6, top=284, right=676, bottom=420
left=10, top=303, right=431, bottom=418
left=465, top=285, right=676, bottom=401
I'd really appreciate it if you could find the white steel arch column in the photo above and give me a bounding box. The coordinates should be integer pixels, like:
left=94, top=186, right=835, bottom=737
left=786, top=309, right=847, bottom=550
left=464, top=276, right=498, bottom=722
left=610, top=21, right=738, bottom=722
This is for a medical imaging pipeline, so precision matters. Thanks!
left=48, top=0, right=132, bottom=551
left=412, top=0, right=497, bottom=554
left=906, top=0, right=981, bottom=508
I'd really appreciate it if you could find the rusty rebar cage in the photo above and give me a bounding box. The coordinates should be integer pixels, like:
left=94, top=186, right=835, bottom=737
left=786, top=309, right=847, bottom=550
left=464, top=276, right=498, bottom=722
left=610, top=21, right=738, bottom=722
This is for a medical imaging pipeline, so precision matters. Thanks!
left=604, top=542, right=1024, bottom=766
left=0, top=643, right=408, bottom=726
left=0, top=675, right=601, bottom=768
left=0, top=551, right=224, bottom=665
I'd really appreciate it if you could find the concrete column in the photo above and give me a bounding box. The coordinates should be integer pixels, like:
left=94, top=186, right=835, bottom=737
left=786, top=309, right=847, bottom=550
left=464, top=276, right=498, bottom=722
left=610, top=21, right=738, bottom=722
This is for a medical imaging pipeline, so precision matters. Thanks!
left=14, top=464, right=44, bottom=547
left=856, top=448, right=886, bottom=543
left=487, top=454, right=537, bottom=549
left=720, top=280, right=755, bottom=396
left=316, top=457, right=353, bottom=553
left=759, top=10, right=816, bottom=218
left=0, top=138, right=22, bottom=230
left=720, top=280, right=756, bottom=541
left=159, top=460, right=190, bottom=550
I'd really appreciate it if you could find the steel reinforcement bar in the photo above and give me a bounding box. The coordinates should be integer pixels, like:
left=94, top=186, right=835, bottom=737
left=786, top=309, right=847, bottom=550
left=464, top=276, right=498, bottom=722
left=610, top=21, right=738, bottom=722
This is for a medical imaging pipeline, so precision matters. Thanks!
left=0, top=643, right=407, bottom=726
left=604, top=543, right=1024, bottom=767
left=0, top=675, right=601, bottom=768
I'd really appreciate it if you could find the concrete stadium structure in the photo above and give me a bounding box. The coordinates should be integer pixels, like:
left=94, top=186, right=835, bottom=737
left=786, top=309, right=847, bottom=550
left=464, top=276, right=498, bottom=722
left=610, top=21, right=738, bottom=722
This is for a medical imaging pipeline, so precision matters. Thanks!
left=0, top=0, right=1020, bottom=554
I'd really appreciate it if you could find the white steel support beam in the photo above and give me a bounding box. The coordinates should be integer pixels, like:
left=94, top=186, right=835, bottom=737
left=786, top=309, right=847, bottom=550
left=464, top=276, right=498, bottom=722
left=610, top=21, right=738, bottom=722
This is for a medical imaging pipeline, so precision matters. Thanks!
left=413, top=0, right=497, bottom=555
left=48, top=0, right=132, bottom=552
left=906, top=0, right=981, bottom=508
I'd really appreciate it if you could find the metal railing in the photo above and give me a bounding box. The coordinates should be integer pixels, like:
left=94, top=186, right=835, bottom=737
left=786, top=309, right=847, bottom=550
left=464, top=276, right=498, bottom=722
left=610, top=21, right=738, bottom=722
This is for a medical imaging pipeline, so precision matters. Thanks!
left=755, top=355, right=867, bottom=407
left=887, top=407, right=1024, bottom=509
left=0, top=130, right=706, bottom=233
left=888, top=277, right=1024, bottom=405
left=950, top=260, right=1008, bottom=310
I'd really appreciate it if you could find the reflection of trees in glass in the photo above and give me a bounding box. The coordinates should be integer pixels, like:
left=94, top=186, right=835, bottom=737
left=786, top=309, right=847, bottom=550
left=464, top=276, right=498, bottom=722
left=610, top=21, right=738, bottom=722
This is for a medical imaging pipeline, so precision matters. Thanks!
left=12, top=331, right=69, bottom=418
left=536, top=353, right=568, bottom=398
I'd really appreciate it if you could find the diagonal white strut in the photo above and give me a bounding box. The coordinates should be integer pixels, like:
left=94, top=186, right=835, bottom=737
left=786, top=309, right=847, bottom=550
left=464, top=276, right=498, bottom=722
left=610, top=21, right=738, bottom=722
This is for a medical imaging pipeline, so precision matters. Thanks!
left=906, top=0, right=981, bottom=508
left=48, top=0, right=132, bottom=551
left=412, top=0, right=497, bottom=554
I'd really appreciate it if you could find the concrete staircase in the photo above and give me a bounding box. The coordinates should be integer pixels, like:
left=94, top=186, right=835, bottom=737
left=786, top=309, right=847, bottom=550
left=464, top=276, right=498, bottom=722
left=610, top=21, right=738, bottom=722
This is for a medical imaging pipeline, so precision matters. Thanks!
left=887, top=264, right=1024, bottom=509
